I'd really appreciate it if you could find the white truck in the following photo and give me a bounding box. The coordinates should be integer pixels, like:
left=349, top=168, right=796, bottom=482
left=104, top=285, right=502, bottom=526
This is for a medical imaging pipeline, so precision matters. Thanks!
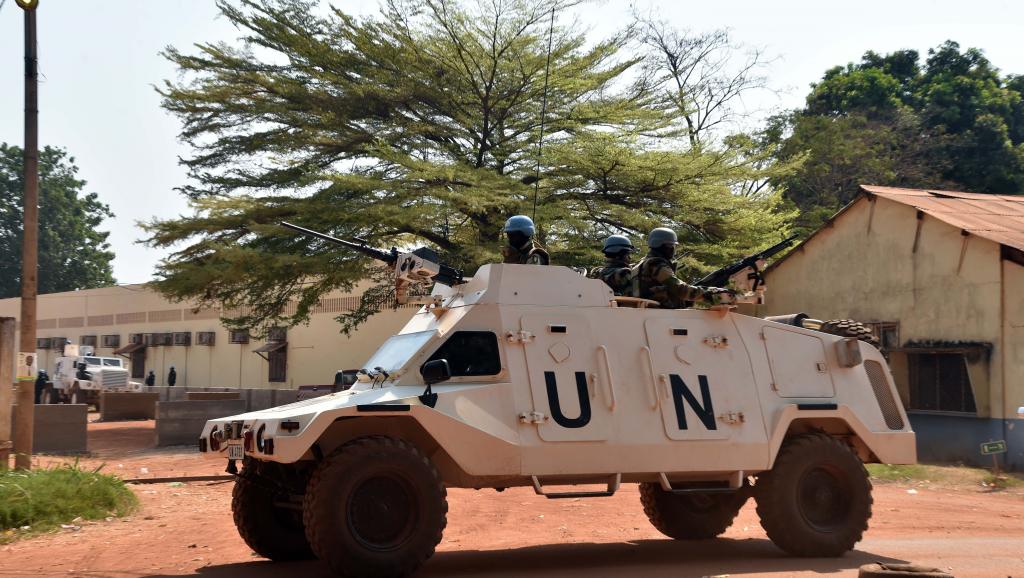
left=199, top=225, right=916, bottom=578
left=43, top=344, right=142, bottom=405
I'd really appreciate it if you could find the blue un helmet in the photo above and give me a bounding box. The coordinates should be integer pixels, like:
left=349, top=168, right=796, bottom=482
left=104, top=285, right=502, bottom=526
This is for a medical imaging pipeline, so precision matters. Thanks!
left=503, top=215, right=536, bottom=237
left=602, top=234, right=636, bottom=254
left=646, top=227, right=679, bottom=248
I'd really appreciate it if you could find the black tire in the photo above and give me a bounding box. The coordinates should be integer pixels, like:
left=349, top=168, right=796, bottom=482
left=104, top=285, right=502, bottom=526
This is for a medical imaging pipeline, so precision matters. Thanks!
left=232, top=461, right=315, bottom=561
left=639, top=483, right=747, bottom=539
left=303, top=436, right=447, bottom=578
left=44, top=387, right=61, bottom=404
left=819, top=319, right=879, bottom=346
left=756, top=433, right=872, bottom=557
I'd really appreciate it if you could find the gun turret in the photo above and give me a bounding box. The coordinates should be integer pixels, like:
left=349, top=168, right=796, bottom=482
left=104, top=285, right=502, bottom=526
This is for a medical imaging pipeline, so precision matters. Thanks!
left=693, top=235, right=798, bottom=304
left=281, top=222, right=464, bottom=304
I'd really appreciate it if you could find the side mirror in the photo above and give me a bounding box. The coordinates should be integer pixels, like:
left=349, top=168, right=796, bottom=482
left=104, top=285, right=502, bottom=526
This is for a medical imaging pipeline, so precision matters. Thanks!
left=420, top=359, right=451, bottom=386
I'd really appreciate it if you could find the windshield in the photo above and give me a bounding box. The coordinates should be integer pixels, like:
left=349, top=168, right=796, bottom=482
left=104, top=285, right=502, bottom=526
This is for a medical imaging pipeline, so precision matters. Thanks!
left=83, top=357, right=102, bottom=366
left=362, top=331, right=435, bottom=374
left=102, top=358, right=122, bottom=367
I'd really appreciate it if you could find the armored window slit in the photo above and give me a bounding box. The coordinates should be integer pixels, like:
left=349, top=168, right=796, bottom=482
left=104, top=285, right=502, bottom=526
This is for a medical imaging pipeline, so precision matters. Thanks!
left=672, top=328, right=688, bottom=336
left=549, top=325, right=567, bottom=334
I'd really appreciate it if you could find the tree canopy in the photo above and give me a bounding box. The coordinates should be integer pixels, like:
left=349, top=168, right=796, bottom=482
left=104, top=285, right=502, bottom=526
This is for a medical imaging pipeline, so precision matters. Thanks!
left=0, top=144, right=116, bottom=298
left=771, top=41, right=1024, bottom=232
left=148, top=0, right=793, bottom=332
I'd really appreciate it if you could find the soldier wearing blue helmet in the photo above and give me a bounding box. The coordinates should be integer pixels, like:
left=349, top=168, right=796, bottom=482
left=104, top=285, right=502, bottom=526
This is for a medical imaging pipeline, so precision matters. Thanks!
left=590, top=234, right=636, bottom=295
left=501, top=215, right=549, bottom=265
left=634, top=227, right=735, bottom=308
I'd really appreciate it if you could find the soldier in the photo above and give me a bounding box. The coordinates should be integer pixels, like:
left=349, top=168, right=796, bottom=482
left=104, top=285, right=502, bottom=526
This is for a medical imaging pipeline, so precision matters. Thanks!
left=168, top=366, right=178, bottom=387
left=634, top=227, right=735, bottom=308
left=591, top=234, right=636, bottom=295
left=145, top=370, right=156, bottom=387
left=501, top=215, right=549, bottom=265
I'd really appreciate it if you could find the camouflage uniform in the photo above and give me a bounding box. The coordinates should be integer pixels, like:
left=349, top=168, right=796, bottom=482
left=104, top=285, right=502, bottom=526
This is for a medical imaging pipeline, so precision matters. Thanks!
left=632, top=255, right=719, bottom=308
left=501, top=240, right=549, bottom=265
left=590, top=257, right=633, bottom=295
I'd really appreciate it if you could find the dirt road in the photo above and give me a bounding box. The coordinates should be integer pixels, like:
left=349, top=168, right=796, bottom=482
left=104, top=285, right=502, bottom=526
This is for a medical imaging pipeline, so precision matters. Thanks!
left=2, top=420, right=1023, bottom=578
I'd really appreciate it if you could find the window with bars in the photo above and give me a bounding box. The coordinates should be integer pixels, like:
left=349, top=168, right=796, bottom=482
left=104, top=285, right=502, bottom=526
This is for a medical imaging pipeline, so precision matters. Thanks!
left=269, top=347, right=287, bottom=382
left=267, top=326, right=287, bottom=342
left=229, top=330, right=250, bottom=344
left=101, top=335, right=120, bottom=348
left=865, top=321, right=900, bottom=350
left=80, top=335, right=98, bottom=347
left=908, top=353, right=977, bottom=414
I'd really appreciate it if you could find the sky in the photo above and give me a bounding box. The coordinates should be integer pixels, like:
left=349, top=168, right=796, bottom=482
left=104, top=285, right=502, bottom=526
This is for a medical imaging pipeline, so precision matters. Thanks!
left=1, top=0, right=1023, bottom=285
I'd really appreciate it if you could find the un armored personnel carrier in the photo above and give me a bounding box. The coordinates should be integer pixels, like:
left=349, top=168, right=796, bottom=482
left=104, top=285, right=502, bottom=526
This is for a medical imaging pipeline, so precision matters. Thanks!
left=199, top=229, right=915, bottom=578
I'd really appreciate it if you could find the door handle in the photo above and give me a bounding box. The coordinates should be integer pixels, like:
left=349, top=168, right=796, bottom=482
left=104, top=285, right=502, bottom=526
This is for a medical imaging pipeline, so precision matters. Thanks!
left=641, top=346, right=659, bottom=409
left=597, top=345, right=616, bottom=411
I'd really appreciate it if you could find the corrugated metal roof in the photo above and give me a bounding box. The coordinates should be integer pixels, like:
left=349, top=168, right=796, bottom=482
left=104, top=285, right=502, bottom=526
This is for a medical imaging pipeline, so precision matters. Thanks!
left=860, top=185, right=1024, bottom=252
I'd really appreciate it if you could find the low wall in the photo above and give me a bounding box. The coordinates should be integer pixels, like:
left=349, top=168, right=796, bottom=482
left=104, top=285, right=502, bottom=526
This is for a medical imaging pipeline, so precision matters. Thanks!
left=186, top=392, right=242, bottom=401
left=142, top=386, right=297, bottom=412
left=100, top=392, right=159, bottom=421
left=909, top=413, right=1023, bottom=471
left=11, top=404, right=88, bottom=454
left=155, top=399, right=247, bottom=447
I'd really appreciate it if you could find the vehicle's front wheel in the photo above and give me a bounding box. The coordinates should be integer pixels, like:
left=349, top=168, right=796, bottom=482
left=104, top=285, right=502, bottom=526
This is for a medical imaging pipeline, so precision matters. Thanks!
left=43, top=387, right=61, bottom=404
left=639, top=483, right=747, bottom=539
left=232, top=459, right=314, bottom=561
left=755, top=433, right=872, bottom=557
left=303, top=436, right=448, bottom=578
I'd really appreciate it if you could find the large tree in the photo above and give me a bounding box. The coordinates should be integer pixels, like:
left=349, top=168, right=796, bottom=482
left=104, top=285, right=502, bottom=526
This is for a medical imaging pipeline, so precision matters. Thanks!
left=147, top=0, right=793, bottom=332
left=772, top=41, right=1024, bottom=232
left=0, top=144, right=116, bottom=297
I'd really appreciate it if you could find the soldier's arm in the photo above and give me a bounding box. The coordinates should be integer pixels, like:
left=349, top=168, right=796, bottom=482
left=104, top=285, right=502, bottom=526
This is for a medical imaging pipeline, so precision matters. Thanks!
left=653, top=266, right=706, bottom=302
left=525, top=252, right=549, bottom=266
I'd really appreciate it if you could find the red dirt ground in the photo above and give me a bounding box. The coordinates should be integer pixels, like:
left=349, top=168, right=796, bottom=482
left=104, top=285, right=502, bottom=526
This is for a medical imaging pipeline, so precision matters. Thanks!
left=2, top=419, right=1023, bottom=578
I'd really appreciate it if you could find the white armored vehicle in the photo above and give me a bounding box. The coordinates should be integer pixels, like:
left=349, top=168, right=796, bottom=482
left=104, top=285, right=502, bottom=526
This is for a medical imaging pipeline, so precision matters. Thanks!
left=45, top=344, right=142, bottom=404
left=200, top=226, right=915, bottom=578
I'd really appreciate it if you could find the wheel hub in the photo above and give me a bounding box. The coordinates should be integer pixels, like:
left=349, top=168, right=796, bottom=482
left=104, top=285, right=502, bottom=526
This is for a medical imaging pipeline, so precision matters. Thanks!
left=797, top=466, right=850, bottom=531
left=348, top=475, right=416, bottom=551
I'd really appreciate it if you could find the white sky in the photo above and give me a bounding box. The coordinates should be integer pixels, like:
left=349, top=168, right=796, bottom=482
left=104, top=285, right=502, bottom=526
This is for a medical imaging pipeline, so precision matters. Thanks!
left=1, top=0, right=1022, bottom=285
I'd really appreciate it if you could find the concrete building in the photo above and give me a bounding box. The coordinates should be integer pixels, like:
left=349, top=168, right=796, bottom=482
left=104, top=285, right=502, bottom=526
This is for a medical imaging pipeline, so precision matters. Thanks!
left=761, top=185, right=1024, bottom=469
left=0, top=284, right=416, bottom=389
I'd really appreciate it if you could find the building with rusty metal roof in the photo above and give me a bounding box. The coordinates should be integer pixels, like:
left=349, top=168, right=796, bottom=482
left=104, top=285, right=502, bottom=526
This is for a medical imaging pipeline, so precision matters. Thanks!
left=762, top=185, right=1024, bottom=469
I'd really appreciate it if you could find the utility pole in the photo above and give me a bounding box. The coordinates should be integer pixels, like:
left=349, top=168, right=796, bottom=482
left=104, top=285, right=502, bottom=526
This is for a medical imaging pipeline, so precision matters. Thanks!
left=13, top=0, right=39, bottom=471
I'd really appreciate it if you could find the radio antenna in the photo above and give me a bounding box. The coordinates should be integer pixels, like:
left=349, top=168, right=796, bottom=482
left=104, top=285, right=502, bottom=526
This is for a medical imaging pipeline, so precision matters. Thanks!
left=531, top=6, right=556, bottom=221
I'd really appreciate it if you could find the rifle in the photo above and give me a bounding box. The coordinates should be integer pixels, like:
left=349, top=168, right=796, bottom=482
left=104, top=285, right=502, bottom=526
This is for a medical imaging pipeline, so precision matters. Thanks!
left=693, top=235, right=798, bottom=302
left=281, top=222, right=464, bottom=302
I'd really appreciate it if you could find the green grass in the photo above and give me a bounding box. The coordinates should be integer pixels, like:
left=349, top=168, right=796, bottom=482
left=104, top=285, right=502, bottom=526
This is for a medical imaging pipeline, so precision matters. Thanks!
left=866, top=463, right=938, bottom=482
left=982, top=473, right=1024, bottom=489
left=0, top=461, right=138, bottom=543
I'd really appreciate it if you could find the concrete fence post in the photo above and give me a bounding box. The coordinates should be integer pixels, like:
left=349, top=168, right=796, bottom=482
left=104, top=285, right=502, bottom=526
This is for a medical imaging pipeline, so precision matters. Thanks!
left=0, top=318, right=14, bottom=468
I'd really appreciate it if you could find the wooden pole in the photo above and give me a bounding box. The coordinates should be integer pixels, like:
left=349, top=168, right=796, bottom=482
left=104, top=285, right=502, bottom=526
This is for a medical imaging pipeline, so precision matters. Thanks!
left=13, top=2, right=39, bottom=471
left=0, top=318, right=15, bottom=469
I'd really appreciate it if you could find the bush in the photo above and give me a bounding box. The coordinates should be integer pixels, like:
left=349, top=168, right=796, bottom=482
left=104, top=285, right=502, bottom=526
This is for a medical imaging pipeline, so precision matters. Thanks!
left=0, top=461, right=138, bottom=542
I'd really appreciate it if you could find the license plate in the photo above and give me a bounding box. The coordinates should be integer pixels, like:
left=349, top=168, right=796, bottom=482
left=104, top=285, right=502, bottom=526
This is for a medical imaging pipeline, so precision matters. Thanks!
left=227, top=444, right=244, bottom=460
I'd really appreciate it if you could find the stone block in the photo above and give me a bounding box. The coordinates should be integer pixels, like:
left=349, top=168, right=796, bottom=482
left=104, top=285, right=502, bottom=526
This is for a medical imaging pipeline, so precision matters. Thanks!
left=155, top=399, right=246, bottom=447
left=11, top=404, right=88, bottom=454
left=100, top=392, right=159, bottom=421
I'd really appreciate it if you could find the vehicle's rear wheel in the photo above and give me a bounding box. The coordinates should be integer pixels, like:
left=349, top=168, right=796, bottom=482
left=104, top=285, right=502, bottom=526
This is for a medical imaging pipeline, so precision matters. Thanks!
left=639, top=483, right=747, bottom=539
left=818, top=319, right=879, bottom=346
left=232, top=459, right=314, bottom=561
left=303, top=436, right=447, bottom=578
left=756, top=433, right=872, bottom=557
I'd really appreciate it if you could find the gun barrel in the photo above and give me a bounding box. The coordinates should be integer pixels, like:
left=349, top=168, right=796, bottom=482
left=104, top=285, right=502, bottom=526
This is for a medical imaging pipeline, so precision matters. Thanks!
left=693, top=234, right=798, bottom=287
left=281, top=221, right=397, bottom=264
